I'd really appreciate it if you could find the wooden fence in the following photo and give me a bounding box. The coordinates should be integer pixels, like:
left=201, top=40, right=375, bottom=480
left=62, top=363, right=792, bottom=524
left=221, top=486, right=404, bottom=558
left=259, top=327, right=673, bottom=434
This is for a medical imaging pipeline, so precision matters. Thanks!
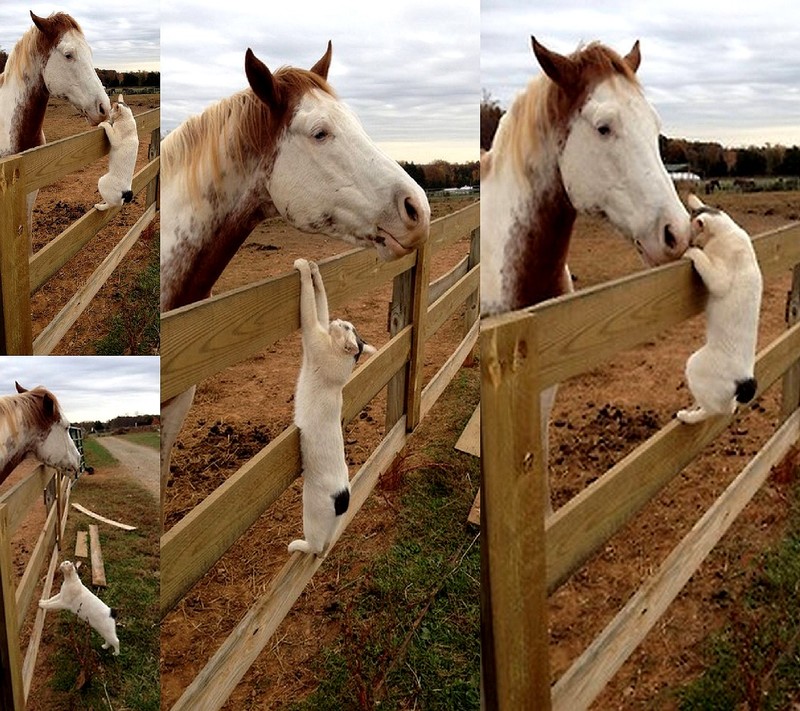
left=481, top=222, right=800, bottom=709
left=0, top=466, right=72, bottom=710
left=161, top=200, right=480, bottom=709
left=0, top=108, right=160, bottom=354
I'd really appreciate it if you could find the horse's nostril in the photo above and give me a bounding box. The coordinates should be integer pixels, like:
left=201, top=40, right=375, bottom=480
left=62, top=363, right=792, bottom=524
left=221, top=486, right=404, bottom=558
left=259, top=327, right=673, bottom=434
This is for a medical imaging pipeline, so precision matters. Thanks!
left=664, top=224, right=677, bottom=250
left=404, top=197, right=418, bottom=224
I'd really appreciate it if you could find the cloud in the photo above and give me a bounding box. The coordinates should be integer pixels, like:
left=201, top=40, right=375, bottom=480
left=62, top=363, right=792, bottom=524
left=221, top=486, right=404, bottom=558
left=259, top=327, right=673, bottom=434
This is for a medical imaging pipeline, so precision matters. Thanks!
left=481, top=0, right=800, bottom=147
left=0, top=357, right=160, bottom=422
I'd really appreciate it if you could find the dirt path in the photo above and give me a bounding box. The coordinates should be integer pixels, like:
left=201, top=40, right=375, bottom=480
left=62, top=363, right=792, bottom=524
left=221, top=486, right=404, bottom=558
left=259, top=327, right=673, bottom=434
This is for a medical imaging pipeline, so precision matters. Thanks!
left=98, top=437, right=159, bottom=501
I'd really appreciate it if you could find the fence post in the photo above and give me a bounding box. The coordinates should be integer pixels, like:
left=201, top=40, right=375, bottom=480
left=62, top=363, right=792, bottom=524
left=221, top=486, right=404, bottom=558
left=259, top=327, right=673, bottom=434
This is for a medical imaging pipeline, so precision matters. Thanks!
left=781, top=264, right=800, bottom=420
left=385, top=268, right=414, bottom=430
left=405, top=242, right=431, bottom=431
left=0, top=157, right=34, bottom=354
left=0, top=505, right=25, bottom=710
left=481, top=316, right=552, bottom=710
left=146, top=127, right=160, bottom=209
left=463, top=226, right=480, bottom=367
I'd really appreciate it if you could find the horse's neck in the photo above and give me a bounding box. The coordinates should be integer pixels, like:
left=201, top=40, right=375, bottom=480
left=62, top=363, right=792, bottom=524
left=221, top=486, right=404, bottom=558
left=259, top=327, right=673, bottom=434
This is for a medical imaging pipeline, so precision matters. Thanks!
left=0, top=55, right=48, bottom=156
left=482, top=150, right=576, bottom=315
left=160, top=157, right=277, bottom=311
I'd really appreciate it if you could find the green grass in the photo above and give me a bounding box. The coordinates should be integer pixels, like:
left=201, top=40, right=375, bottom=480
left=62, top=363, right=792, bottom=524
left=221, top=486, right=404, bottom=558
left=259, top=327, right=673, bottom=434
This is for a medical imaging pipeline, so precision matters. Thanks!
left=36, top=466, right=159, bottom=709
left=287, top=368, right=480, bottom=711
left=94, top=227, right=159, bottom=355
left=678, top=482, right=800, bottom=710
left=82, top=437, right=118, bottom=469
left=119, top=431, right=160, bottom=450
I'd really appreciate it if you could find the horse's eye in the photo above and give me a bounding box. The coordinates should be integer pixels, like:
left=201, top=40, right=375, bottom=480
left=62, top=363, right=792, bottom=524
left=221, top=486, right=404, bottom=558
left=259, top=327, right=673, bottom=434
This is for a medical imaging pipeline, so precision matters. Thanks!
left=313, top=129, right=329, bottom=142
left=64, top=52, right=74, bottom=60
left=597, top=124, right=611, bottom=137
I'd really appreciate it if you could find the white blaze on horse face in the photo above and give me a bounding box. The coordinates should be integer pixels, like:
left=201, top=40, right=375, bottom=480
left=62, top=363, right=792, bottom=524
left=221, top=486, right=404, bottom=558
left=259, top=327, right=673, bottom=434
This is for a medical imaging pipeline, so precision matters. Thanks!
left=42, top=30, right=110, bottom=125
left=267, top=90, right=430, bottom=260
left=558, top=77, right=691, bottom=265
left=37, top=416, right=81, bottom=472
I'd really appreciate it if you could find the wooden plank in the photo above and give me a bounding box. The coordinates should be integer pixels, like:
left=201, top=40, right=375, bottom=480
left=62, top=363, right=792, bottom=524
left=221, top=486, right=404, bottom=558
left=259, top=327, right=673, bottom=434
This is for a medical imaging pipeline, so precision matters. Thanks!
left=89, top=525, right=107, bottom=587
left=0, top=465, right=55, bottom=536
left=15, top=502, right=58, bottom=632
left=22, top=544, right=58, bottom=701
left=467, top=490, right=480, bottom=527
left=781, top=264, right=800, bottom=420
left=0, top=505, right=25, bottom=710
left=161, top=328, right=411, bottom=616
left=462, top=226, right=480, bottom=367
left=420, top=319, right=479, bottom=422
left=145, top=126, right=160, bottom=209
left=161, top=204, right=479, bottom=402
left=75, top=531, right=89, bottom=558
left=483, top=222, right=800, bottom=391
left=425, top=264, right=479, bottom=341
left=0, top=155, right=33, bottom=354
left=29, top=157, right=160, bottom=292
left=0, top=108, right=160, bottom=193
left=429, top=201, right=479, bottom=251
left=386, top=269, right=414, bottom=429
left=33, top=202, right=156, bottom=354
left=553, top=408, right=800, bottom=709
left=481, top=314, right=552, bottom=710
left=405, top=241, right=432, bottom=430
left=546, top=320, right=800, bottom=593
left=455, top=405, right=480, bottom=457
left=428, top=254, right=468, bottom=305
left=71, top=503, right=137, bottom=531
left=162, top=248, right=415, bottom=402
left=170, top=417, right=408, bottom=711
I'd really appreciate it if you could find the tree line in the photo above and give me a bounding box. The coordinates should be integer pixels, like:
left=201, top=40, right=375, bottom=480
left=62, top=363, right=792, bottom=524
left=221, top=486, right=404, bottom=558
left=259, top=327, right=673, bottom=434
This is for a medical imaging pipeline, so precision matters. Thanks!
left=400, top=159, right=480, bottom=191
left=481, top=93, right=800, bottom=179
left=0, top=50, right=159, bottom=88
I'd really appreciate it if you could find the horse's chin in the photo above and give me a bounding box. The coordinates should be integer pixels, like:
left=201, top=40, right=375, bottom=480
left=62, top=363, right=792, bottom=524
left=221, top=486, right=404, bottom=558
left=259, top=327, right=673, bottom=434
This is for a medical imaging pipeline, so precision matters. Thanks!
left=374, top=229, right=413, bottom=261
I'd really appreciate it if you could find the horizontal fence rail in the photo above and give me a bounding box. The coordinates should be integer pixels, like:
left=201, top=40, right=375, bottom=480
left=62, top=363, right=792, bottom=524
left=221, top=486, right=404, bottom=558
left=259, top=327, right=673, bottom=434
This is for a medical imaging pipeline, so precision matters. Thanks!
left=0, top=466, right=72, bottom=710
left=481, top=222, right=800, bottom=709
left=161, top=201, right=480, bottom=710
left=0, top=108, right=160, bottom=354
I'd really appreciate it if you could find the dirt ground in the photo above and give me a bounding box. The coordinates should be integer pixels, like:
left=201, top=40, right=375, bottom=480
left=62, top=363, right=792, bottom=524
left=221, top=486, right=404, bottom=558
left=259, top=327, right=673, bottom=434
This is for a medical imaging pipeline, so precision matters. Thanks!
left=160, top=196, right=479, bottom=709
left=29, top=94, right=159, bottom=354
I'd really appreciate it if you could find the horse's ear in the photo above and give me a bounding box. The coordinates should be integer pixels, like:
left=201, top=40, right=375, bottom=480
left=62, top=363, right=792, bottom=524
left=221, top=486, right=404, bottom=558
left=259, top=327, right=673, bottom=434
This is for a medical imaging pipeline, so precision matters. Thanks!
left=245, top=48, right=282, bottom=112
left=42, top=392, right=55, bottom=419
left=531, top=37, right=578, bottom=90
left=30, top=11, right=56, bottom=39
left=15, top=381, right=27, bottom=393
left=310, top=41, right=332, bottom=80
left=624, top=40, right=641, bottom=73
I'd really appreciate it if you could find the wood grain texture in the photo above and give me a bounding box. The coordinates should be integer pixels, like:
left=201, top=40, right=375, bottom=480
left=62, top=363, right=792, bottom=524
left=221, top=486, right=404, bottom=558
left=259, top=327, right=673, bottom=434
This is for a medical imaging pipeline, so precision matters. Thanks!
left=405, top=241, right=432, bottom=430
left=481, top=315, right=552, bottom=710
left=0, top=505, right=25, bottom=710
left=0, top=465, right=54, bottom=536
left=89, top=525, right=107, bottom=587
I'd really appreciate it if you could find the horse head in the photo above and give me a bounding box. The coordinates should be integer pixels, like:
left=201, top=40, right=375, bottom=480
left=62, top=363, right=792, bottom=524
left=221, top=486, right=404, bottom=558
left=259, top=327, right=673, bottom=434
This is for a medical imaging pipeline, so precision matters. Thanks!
left=533, top=38, right=691, bottom=266
left=30, top=11, right=110, bottom=126
left=245, top=43, right=430, bottom=260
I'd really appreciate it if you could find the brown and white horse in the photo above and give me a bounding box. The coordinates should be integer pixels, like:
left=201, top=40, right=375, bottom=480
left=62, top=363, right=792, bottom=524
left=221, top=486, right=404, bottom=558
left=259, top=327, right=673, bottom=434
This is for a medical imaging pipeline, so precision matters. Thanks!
left=481, top=38, right=692, bottom=511
left=160, top=43, right=431, bottom=524
left=0, top=382, right=81, bottom=486
left=0, top=11, right=110, bottom=244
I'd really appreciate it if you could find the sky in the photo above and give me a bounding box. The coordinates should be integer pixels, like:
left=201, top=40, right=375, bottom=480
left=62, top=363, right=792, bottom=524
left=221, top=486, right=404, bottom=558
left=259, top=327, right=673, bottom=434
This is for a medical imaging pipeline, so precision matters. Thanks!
left=0, top=357, right=160, bottom=423
left=161, top=0, right=479, bottom=162
left=482, top=0, right=800, bottom=148
left=0, top=1, right=160, bottom=72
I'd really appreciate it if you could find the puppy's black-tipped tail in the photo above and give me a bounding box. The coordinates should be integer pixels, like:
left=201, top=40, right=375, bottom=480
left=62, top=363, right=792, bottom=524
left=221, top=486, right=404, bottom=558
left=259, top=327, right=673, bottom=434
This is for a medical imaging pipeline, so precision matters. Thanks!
left=735, top=377, right=757, bottom=404
left=121, top=190, right=134, bottom=204
left=333, top=488, right=350, bottom=516
left=109, top=608, right=118, bottom=619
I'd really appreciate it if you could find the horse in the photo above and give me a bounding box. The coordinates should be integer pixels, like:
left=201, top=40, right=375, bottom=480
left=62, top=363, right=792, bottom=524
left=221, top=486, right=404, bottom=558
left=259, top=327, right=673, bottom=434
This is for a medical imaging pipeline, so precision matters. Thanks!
left=0, top=11, right=110, bottom=247
left=481, top=38, right=692, bottom=512
left=160, top=42, right=431, bottom=526
left=0, top=382, right=81, bottom=486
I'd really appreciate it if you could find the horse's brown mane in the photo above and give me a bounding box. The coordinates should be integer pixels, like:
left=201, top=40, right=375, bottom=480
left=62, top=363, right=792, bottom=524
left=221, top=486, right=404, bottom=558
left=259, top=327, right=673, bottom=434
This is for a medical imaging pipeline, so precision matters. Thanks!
left=0, top=13, right=82, bottom=88
left=491, top=41, right=641, bottom=179
left=0, top=387, right=62, bottom=438
left=162, top=65, right=336, bottom=204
